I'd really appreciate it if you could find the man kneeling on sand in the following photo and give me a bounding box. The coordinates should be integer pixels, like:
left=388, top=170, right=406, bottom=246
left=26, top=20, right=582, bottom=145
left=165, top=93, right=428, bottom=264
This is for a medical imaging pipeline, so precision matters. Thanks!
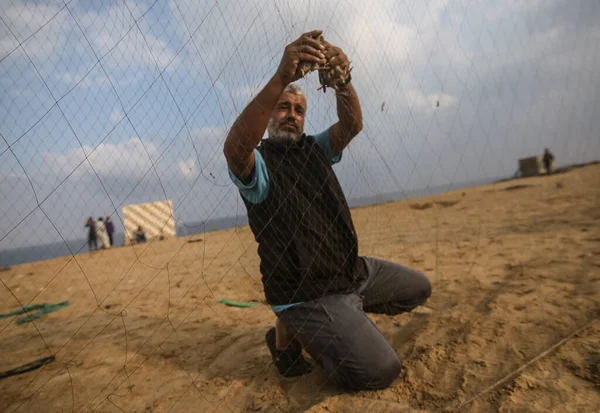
left=223, top=30, right=432, bottom=390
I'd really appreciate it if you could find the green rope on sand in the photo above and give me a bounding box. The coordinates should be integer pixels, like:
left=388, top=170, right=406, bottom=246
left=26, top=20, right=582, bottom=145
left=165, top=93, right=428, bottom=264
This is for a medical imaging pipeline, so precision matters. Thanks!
left=0, top=356, right=55, bottom=380
left=218, top=298, right=260, bottom=308
left=0, top=303, right=45, bottom=318
left=0, top=301, right=71, bottom=325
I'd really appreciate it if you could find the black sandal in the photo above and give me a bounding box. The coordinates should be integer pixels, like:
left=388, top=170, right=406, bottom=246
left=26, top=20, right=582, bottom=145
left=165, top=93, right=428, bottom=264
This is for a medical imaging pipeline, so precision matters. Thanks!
left=265, top=327, right=313, bottom=377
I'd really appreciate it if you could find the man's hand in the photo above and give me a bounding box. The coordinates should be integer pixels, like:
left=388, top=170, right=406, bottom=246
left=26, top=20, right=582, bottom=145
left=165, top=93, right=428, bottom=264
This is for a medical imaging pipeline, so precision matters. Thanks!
left=317, top=39, right=352, bottom=92
left=319, top=40, right=362, bottom=155
left=275, top=30, right=327, bottom=85
left=225, top=31, right=325, bottom=182
left=322, top=40, right=350, bottom=78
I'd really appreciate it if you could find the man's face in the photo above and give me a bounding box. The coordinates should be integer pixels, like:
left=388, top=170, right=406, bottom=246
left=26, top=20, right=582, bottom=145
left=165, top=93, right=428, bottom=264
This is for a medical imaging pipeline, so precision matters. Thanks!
left=267, top=92, right=307, bottom=142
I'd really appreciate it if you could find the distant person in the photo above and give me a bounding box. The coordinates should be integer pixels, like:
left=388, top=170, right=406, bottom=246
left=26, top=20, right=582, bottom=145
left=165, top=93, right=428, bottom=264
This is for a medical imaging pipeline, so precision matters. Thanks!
left=96, top=217, right=111, bottom=249
left=105, top=215, right=115, bottom=246
left=223, top=30, right=432, bottom=390
left=85, top=217, right=97, bottom=252
left=543, top=148, right=555, bottom=175
left=134, top=226, right=147, bottom=243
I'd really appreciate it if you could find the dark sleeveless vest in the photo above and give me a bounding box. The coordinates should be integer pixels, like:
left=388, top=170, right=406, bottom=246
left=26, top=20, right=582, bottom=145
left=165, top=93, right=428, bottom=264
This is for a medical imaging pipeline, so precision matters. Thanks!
left=241, top=135, right=367, bottom=305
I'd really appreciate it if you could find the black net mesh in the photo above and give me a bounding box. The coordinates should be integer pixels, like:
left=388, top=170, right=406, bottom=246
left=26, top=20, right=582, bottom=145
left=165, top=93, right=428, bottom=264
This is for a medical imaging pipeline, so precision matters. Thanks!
left=1, top=1, right=599, bottom=412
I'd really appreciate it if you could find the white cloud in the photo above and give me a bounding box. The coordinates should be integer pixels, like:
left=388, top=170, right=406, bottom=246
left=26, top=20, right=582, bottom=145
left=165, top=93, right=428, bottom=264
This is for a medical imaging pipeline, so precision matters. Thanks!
left=1, top=2, right=68, bottom=61
left=91, top=1, right=179, bottom=73
left=178, top=158, right=197, bottom=178
left=168, top=0, right=468, bottom=129
left=218, top=82, right=264, bottom=107
left=58, top=71, right=111, bottom=88
left=405, top=90, right=456, bottom=111
left=42, top=127, right=229, bottom=191
left=187, top=127, right=229, bottom=169
left=0, top=33, right=19, bottom=60
left=486, top=0, right=546, bottom=20
left=43, top=138, right=161, bottom=180
left=91, top=29, right=179, bottom=74
left=109, top=110, right=122, bottom=123
left=3, top=171, right=27, bottom=180
left=2, top=0, right=180, bottom=86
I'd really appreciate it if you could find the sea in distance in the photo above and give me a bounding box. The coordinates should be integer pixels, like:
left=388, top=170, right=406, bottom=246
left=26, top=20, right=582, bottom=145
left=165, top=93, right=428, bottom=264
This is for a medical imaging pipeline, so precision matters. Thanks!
left=0, top=177, right=497, bottom=268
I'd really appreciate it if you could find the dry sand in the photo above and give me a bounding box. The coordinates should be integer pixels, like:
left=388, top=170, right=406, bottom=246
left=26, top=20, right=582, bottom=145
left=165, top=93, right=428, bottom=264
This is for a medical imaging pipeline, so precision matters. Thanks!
left=1, top=163, right=599, bottom=413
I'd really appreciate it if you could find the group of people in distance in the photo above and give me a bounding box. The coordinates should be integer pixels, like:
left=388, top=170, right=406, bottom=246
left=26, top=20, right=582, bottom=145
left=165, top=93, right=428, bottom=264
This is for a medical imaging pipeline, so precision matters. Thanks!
left=85, top=215, right=115, bottom=251
left=85, top=215, right=150, bottom=252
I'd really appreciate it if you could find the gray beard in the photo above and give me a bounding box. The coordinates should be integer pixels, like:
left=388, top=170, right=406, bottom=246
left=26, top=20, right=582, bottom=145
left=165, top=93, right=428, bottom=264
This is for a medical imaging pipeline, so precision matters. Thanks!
left=267, top=119, right=302, bottom=142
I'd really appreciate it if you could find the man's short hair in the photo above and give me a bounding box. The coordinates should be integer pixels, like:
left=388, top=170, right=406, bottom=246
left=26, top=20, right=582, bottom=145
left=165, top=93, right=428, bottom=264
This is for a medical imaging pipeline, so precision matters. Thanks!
left=284, top=83, right=304, bottom=97
left=282, top=83, right=306, bottom=112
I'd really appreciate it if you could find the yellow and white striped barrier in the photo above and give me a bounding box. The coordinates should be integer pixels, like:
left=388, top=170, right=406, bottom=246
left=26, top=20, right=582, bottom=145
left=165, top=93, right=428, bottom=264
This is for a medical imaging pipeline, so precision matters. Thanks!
left=122, top=200, right=176, bottom=243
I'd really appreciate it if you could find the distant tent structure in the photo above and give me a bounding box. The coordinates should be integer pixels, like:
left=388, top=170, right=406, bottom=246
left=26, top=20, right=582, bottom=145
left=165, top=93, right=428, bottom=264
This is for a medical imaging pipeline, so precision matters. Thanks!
left=518, top=155, right=554, bottom=177
left=122, top=200, right=176, bottom=245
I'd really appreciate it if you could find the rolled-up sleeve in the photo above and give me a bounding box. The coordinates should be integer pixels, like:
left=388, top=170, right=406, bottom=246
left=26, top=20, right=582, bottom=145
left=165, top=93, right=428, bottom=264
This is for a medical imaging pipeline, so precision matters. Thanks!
left=227, top=149, right=270, bottom=204
left=314, top=127, right=342, bottom=165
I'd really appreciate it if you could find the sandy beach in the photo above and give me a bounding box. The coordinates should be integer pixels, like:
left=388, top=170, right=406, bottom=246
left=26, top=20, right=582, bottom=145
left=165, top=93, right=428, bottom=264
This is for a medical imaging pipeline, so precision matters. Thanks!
left=1, top=163, right=599, bottom=413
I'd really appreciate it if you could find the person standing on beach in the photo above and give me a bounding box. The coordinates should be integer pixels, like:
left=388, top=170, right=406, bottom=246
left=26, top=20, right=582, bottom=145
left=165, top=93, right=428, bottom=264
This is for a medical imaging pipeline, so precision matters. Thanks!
left=85, top=217, right=97, bottom=252
left=223, top=30, right=432, bottom=390
left=543, top=148, right=555, bottom=175
left=95, top=217, right=111, bottom=249
left=105, top=215, right=115, bottom=247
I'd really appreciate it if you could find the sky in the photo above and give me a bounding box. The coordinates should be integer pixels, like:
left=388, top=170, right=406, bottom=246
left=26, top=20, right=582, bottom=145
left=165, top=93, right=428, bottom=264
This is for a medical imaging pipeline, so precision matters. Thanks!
left=1, top=0, right=599, bottom=249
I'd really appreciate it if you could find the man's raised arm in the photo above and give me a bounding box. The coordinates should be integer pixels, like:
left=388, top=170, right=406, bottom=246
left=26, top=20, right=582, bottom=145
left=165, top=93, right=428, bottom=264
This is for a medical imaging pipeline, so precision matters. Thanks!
left=223, top=30, right=326, bottom=182
left=323, top=43, right=363, bottom=156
